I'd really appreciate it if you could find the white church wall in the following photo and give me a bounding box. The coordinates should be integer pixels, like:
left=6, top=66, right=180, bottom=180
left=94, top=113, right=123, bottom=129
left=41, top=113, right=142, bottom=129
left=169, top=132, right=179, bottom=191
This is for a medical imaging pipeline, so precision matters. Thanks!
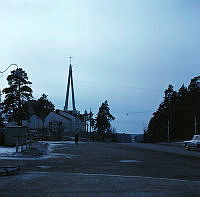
left=28, top=114, right=43, bottom=129
left=44, top=112, right=72, bottom=133
left=57, top=110, right=76, bottom=131
left=57, top=110, right=85, bottom=133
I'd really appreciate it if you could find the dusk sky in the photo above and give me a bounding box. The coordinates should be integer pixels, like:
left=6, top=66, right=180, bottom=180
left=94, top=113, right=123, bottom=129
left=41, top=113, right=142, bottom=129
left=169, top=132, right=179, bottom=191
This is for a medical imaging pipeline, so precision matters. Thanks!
left=0, top=0, right=199, bottom=134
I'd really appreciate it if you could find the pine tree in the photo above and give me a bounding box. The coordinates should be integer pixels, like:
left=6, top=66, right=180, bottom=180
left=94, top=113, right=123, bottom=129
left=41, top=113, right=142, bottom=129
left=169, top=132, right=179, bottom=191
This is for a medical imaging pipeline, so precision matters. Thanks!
left=188, top=76, right=200, bottom=134
left=175, top=84, right=191, bottom=139
left=2, top=68, right=33, bottom=125
left=146, top=85, right=177, bottom=142
left=35, top=94, right=55, bottom=121
left=95, top=100, right=115, bottom=133
left=146, top=76, right=200, bottom=142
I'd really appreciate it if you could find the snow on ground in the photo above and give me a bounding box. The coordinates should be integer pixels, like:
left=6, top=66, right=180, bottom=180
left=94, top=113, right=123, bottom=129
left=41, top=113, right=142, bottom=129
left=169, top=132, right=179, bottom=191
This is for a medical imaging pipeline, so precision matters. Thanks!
left=0, top=141, right=79, bottom=160
left=46, top=141, right=85, bottom=145
left=0, top=153, right=76, bottom=160
left=47, top=140, right=84, bottom=153
left=0, top=146, right=16, bottom=154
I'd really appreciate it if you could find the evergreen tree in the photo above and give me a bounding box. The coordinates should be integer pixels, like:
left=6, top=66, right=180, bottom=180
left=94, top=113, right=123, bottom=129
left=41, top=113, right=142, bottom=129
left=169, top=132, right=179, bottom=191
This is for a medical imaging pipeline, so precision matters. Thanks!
left=145, top=76, right=200, bottom=143
left=2, top=68, right=33, bottom=125
left=35, top=94, right=55, bottom=121
left=175, top=84, right=191, bottom=139
left=95, top=100, right=115, bottom=133
left=188, top=76, right=200, bottom=133
left=163, top=85, right=177, bottom=140
left=188, top=76, right=200, bottom=92
left=177, top=84, right=188, bottom=99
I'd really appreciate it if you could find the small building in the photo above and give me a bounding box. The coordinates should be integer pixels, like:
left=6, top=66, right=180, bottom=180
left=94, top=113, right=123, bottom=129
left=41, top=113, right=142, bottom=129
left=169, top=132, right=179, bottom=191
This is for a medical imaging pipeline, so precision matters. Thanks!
left=23, top=114, right=44, bottom=129
left=44, top=111, right=72, bottom=137
left=56, top=110, right=85, bottom=133
left=6, top=110, right=85, bottom=139
left=44, top=110, right=85, bottom=137
left=6, top=114, right=44, bottom=130
left=4, top=126, right=28, bottom=146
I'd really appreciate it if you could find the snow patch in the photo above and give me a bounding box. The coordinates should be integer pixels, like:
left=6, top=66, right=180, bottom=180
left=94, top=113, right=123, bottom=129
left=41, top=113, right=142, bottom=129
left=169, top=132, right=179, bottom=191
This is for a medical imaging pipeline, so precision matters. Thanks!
left=0, top=146, right=16, bottom=154
left=0, top=153, right=76, bottom=160
left=0, top=141, right=77, bottom=160
left=37, top=165, right=52, bottom=169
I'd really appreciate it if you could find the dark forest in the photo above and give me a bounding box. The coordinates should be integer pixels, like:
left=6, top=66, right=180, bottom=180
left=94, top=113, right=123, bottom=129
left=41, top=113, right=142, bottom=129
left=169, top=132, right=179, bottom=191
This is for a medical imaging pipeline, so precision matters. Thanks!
left=145, top=76, right=200, bottom=142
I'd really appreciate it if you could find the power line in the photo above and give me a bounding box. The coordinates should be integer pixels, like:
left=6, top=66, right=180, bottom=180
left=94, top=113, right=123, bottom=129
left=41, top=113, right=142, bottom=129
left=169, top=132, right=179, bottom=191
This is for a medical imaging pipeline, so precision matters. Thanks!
left=16, top=70, right=162, bottom=92
left=75, top=80, right=162, bottom=91
left=114, top=111, right=153, bottom=116
left=0, top=66, right=163, bottom=92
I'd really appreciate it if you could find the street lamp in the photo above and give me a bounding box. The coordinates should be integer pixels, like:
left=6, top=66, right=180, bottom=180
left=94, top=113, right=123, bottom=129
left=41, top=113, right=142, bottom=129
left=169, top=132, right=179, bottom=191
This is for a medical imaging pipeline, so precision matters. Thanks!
left=0, top=63, right=20, bottom=93
left=0, top=64, right=18, bottom=76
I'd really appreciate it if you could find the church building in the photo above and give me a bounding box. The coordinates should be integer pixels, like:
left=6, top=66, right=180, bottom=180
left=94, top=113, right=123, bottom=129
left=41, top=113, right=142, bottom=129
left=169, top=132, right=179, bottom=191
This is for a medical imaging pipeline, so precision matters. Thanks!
left=6, top=58, right=86, bottom=137
left=42, top=57, right=86, bottom=136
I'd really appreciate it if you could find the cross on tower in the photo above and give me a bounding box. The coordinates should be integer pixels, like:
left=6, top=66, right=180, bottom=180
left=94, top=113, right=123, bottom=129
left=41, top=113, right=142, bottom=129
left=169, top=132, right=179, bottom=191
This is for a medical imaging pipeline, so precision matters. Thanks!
left=68, top=56, right=73, bottom=65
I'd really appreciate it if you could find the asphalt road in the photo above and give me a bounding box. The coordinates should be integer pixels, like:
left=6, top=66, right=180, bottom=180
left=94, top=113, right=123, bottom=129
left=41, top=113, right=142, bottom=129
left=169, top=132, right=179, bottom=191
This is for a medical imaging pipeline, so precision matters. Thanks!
left=1, top=142, right=200, bottom=197
left=124, top=142, right=200, bottom=158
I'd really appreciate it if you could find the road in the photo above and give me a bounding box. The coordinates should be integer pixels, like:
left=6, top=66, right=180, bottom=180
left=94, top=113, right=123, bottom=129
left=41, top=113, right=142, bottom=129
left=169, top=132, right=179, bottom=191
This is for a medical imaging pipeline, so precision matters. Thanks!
left=124, top=142, right=200, bottom=158
left=1, top=141, right=200, bottom=197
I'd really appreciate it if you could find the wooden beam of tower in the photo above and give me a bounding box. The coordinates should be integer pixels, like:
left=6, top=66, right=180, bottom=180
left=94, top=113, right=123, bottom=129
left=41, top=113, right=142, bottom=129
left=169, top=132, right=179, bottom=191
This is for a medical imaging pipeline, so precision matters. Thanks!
left=64, top=65, right=71, bottom=111
left=70, top=65, right=76, bottom=111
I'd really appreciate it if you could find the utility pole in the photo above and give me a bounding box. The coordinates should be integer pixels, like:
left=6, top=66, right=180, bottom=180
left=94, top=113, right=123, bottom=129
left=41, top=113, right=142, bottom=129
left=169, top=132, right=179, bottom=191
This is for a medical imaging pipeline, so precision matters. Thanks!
left=89, top=108, right=92, bottom=133
left=194, top=116, right=197, bottom=134
left=0, top=89, right=1, bottom=103
left=0, top=89, right=2, bottom=119
left=167, top=119, right=170, bottom=142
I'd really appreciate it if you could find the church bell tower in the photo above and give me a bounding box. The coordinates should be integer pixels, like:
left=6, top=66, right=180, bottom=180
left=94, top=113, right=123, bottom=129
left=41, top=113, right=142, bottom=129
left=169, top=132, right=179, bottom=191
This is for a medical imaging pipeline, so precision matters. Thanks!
left=64, top=56, right=76, bottom=113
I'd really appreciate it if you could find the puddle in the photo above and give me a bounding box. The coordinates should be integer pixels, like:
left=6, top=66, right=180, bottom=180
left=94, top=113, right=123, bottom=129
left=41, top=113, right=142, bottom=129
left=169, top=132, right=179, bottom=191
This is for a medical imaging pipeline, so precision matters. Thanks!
left=119, top=159, right=141, bottom=163
left=37, top=165, right=52, bottom=169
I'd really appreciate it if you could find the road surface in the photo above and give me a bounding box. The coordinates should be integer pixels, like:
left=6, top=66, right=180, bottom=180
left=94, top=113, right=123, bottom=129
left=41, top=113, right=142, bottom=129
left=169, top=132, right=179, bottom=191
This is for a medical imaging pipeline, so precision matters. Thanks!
left=1, top=141, right=200, bottom=197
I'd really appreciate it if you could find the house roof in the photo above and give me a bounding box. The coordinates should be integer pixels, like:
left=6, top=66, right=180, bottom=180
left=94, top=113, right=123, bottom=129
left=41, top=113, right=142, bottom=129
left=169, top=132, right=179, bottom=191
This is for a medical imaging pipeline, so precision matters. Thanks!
left=48, top=111, right=71, bottom=121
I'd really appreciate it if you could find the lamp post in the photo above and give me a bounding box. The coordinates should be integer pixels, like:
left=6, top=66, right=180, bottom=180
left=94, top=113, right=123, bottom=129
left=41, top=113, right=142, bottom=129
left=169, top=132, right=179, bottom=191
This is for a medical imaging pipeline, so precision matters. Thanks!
left=0, top=64, right=18, bottom=76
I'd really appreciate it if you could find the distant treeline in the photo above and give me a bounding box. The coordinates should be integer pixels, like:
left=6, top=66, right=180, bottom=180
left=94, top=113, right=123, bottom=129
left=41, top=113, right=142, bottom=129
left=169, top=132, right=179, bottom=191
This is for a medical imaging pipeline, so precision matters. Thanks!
left=145, top=76, right=200, bottom=142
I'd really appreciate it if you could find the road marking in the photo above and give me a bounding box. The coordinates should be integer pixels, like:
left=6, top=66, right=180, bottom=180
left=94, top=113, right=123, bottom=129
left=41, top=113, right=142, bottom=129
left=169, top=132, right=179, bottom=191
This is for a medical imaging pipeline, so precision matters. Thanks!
left=26, top=171, right=200, bottom=183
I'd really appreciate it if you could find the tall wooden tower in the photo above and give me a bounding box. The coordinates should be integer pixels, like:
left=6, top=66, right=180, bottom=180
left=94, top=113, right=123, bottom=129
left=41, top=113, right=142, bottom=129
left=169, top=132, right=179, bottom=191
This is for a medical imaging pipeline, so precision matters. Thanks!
left=64, top=56, right=76, bottom=112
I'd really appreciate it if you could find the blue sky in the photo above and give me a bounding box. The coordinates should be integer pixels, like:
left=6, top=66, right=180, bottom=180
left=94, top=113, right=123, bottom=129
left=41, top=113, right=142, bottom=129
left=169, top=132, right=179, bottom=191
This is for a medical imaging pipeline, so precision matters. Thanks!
left=0, top=0, right=199, bottom=133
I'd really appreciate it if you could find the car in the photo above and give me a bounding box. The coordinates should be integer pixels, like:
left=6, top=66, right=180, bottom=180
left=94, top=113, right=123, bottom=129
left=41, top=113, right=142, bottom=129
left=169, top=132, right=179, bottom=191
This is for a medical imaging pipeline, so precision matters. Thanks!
left=183, top=135, right=200, bottom=150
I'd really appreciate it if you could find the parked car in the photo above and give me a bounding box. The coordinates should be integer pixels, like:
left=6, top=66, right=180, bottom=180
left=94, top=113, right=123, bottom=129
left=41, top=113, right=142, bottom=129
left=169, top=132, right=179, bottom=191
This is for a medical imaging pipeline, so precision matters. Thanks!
left=183, top=135, right=200, bottom=150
